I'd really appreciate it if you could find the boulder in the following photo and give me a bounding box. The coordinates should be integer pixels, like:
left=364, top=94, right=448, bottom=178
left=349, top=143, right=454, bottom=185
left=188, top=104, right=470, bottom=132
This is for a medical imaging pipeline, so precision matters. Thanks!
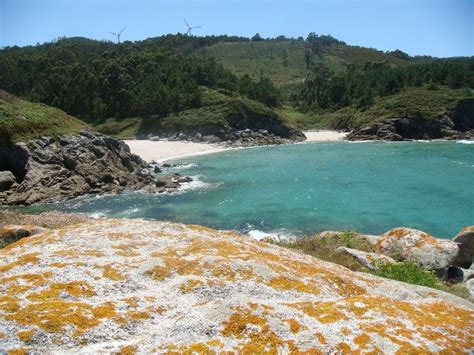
left=336, top=246, right=396, bottom=270
left=0, top=171, right=16, bottom=191
left=0, top=219, right=472, bottom=353
left=0, top=224, right=47, bottom=246
left=374, top=227, right=459, bottom=270
left=452, top=226, right=474, bottom=268
left=466, top=278, right=474, bottom=303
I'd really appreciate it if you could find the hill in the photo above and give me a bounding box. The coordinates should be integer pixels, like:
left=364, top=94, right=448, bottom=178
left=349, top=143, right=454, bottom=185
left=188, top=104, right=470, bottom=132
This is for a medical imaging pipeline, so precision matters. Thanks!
left=0, top=34, right=472, bottom=139
left=1, top=218, right=472, bottom=353
left=0, top=90, right=87, bottom=144
left=95, top=88, right=304, bottom=144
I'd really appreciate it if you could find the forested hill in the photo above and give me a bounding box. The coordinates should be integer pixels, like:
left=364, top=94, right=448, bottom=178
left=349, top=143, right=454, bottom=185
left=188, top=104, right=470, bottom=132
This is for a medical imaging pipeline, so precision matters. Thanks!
left=0, top=33, right=473, bottom=139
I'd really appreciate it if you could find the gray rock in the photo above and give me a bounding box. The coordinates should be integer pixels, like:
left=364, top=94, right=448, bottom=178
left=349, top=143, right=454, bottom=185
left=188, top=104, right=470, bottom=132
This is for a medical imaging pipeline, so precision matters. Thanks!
left=452, top=226, right=474, bottom=269
left=0, top=171, right=16, bottom=191
left=336, top=246, right=396, bottom=270
left=374, top=227, right=459, bottom=270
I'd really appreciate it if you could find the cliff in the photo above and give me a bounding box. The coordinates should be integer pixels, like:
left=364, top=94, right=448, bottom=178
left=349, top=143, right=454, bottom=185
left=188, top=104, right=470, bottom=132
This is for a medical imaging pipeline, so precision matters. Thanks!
left=1, top=219, right=472, bottom=353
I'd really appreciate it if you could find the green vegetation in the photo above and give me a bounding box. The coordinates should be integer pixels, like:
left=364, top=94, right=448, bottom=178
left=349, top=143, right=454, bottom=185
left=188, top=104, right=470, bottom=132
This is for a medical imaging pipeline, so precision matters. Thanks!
left=313, top=86, right=473, bottom=130
left=280, top=231, right=374, bottom=272
left=0, top=33, right=472, bottom=138
left=93, top=117, right=141, bottom=139
left=371, top=261, right=441, bottom=289
left=0, top=90, right=87, bottom=143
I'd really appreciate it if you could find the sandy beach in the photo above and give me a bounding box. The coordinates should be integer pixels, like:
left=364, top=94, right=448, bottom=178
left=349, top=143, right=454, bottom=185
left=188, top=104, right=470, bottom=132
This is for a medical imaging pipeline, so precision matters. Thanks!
left=124, top=130, right=347, bottom=162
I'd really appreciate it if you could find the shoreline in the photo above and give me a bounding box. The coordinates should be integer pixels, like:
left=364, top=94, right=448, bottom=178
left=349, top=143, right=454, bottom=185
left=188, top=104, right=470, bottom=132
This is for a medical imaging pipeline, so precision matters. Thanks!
left=124, top=130, right=348, bottom=162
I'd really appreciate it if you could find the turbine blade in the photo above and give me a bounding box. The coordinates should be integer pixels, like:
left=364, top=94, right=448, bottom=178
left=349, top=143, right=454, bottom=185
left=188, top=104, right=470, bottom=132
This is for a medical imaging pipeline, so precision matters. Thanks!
left=192, top=26, right=202, bottom=29
left=110, top=32, right=118, bottom=35
left=119, top=26, right=127, bottom=34
left=184, top=18, right=190, bottom=27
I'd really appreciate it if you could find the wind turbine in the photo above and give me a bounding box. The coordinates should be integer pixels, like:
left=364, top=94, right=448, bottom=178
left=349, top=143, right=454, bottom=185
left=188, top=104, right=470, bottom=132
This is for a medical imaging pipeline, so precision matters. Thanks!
left=110, top=26, right=127, bottom=43
left=184, top=18, right=201, bottom=36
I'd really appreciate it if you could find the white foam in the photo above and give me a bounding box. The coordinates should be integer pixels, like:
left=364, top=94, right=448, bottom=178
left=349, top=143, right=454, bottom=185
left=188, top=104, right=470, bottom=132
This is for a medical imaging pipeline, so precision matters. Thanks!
left=175, top=176, right=221, bottom=194
left=247, top=229, right=295, bottom=243
left=457, top=140, right=474, bottom=144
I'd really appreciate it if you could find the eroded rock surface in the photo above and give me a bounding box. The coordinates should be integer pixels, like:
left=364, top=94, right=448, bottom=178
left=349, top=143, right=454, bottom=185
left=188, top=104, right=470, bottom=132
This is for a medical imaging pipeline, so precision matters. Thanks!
left=0, top=219, right=472, bottom=353
left=373, top=227, right=459, bottom=270
left=336, top=246, right=396, bottom=271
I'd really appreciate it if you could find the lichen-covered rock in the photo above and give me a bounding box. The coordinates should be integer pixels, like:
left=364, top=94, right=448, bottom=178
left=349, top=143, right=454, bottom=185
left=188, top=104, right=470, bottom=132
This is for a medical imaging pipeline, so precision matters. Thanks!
left=374, top=227, right=460, bottom=270
left=336, top=246, right=396, bottom=271
left=453, top=226, right=474, bottom=269
left=0, top=219, right=473, bottom=353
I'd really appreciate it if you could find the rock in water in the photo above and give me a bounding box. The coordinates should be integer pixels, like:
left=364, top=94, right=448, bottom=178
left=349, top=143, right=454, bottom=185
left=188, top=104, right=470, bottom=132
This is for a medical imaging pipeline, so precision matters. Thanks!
left=374, top=227, right=459, bottom=270
left=0, top=219, right=472, bottom=353
left=453, top=226, right=474, bottom=269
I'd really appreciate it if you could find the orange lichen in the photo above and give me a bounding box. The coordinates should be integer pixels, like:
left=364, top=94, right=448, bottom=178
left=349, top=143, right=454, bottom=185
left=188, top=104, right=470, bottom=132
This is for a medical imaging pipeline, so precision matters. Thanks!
left=7, top=348, right=30, bottom=355
left=221, top=306, right=284, bottom=353
left=314, top=332, right=327, bottom=345
left=179, top=279, right=204, bottom=293
left=16, top=330, right=35, bottom=342
left=27, top=281, right=96, bottom=301
left=354, top=333, right=371, bottom=348
left=283, top=318, right=302, bottom=334
left=0, top=253, right=39, bottom=273
left=127, top=311, right=150, bottom=321
left=269, top=276, right=319, bottom=295
left=103, top=264, right=127, bottom=281
left=145, top=265, right=172, bottom=281
left=4, top=300, right=116, bottom=334
left=0, top=296, right=20, bottom=313
left=288, top=302, right=348, bottom=324
left=48, top=262, right=86, bottom=268
left=119, top=345, right=137, bottom=355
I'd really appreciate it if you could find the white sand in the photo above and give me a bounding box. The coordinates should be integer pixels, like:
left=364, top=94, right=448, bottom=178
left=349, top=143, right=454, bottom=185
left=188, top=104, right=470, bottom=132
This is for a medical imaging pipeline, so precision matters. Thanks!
left=124, top=130, right=346, bottom=162
left=303, top=130, right=347, bottom=142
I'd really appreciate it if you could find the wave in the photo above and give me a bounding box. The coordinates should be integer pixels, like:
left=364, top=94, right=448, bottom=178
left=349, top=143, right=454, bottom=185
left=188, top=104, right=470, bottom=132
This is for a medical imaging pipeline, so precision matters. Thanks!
left=176, top=175, right=221, bottom=193
left=246, top=229, right=296, bottom=243
left=174, top=163, right=199, bottom=169
left=457, top=140, right=474, bottom=145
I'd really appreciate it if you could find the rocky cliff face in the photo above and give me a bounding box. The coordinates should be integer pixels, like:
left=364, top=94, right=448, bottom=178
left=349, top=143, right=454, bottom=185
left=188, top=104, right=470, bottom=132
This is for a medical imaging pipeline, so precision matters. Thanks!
left=0, top=219, right=472, bottom=353
left=0, top=131, right=189, bottom=205
left=347, top=98, right=474, bottom=141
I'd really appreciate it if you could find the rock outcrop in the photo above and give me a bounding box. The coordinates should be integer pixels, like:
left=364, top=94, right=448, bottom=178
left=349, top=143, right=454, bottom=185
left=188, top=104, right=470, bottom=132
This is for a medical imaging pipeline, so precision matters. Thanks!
left=0, top=225, right=47, bottom=247
left=0, top=219, right=472, bottom=353
left=373, top=227, right=460, bottom=270
left=0, top=131, right=191, bottom=205
left=146, top=127, right=306, bottom=147
left=347, top=98, right=474, bottom=141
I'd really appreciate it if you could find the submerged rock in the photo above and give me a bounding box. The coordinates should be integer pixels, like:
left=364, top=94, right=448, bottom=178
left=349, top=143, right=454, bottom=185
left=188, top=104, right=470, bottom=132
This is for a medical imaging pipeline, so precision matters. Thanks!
left=0, top=219, right=472, bottom=353
left=373, top=227, right=459, bottom=270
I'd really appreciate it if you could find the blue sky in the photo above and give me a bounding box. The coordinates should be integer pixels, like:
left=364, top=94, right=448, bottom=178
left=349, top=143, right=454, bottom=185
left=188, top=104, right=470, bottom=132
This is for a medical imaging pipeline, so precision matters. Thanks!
left=1, top=0, right=472, bottom=57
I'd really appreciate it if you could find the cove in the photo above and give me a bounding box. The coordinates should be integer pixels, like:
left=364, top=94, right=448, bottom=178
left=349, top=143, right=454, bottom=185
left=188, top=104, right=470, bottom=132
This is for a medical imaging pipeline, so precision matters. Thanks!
left=28, top=141, right=474, bottom=238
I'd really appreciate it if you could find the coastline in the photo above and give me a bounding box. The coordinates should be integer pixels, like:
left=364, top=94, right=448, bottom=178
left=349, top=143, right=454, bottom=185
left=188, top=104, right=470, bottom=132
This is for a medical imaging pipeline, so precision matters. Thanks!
left=124, top=130, right=347, bottom=162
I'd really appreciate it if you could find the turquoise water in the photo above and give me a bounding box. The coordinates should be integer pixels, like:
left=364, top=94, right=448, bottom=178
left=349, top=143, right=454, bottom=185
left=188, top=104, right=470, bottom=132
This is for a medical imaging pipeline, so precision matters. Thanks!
left=35, top=141, right=473, bottom=238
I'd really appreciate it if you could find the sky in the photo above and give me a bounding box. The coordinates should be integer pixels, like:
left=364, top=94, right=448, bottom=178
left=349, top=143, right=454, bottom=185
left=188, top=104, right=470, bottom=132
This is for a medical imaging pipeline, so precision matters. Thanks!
left=0, top=0, right=472, bottom=57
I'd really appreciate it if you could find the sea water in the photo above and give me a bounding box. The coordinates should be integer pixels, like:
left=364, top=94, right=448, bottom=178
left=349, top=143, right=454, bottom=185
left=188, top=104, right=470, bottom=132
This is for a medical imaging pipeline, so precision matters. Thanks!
left=30, top=141, right=474, bottom=238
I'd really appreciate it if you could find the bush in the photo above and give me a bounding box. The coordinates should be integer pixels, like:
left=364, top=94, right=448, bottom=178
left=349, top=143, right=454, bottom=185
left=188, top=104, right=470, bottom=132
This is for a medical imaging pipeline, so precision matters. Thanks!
left=371, top=261, right=441, bottom=289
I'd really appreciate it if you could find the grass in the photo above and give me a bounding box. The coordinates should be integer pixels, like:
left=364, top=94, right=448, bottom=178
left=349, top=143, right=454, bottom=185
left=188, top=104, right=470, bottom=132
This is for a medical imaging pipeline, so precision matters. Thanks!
left=93, top=117, right=141, bottom=139
left=281, top=231, right=471, bottom=299
left=0, top=90, right=87, bottom=143
left=371, top=261, right=441, bottom=289
left=194, top=41, right=409, bottom=90
left=279, top=231, right=374, bottom=272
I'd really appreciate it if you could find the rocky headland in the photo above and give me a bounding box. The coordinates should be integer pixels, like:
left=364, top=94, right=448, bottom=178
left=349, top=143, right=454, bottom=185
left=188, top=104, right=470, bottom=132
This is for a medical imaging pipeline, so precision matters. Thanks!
left=0, top=218, right=472, bottom=353
left=0, top=130, right=192, bottom=205
left=347, top=98, right=474, bottom=141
